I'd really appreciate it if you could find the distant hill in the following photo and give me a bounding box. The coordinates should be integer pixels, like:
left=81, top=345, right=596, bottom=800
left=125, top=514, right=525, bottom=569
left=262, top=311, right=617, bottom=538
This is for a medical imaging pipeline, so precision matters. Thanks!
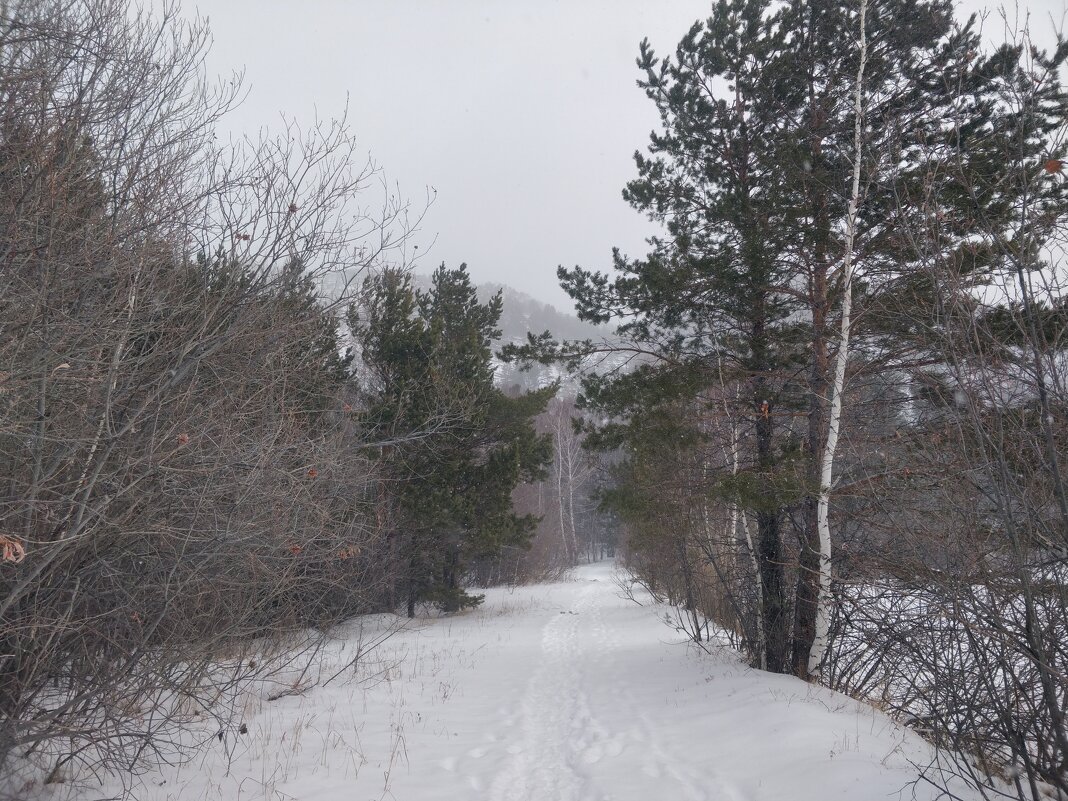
left=480, top=282, right=610, bottom=395
left=478, top=282, right=605, bottom=344
left=410, top=275, right=619, bottom=395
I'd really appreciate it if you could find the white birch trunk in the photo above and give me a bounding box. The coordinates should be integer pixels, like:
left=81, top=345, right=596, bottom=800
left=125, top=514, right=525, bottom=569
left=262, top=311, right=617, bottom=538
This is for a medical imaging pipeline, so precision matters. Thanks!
left=713, top=349, right=766, bottom=669
left=738, top=507, right=765, bottom=670
left=563, top=435, right=579, bottom=562
left=729, top=417, right=764, bottom=671
left=808, top=0, right=868, bottom=677
left=555, top=426, right=570, bottom=563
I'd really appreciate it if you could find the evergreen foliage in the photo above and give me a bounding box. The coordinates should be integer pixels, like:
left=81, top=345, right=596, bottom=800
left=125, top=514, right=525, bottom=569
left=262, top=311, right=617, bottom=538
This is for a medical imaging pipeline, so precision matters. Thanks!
left=352, top=264, right=554, bottom=615
left=506, top=0, right=1067, bottom=675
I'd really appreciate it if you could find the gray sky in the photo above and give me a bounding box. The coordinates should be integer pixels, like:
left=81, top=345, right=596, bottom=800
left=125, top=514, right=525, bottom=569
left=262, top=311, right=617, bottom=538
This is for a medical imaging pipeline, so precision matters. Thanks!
left=191, top=0, right=1063, bottom=310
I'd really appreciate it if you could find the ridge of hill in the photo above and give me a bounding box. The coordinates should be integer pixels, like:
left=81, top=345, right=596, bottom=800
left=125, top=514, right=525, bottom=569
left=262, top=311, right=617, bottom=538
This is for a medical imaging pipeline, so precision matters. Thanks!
left=411, top=276, right=619, bottom=394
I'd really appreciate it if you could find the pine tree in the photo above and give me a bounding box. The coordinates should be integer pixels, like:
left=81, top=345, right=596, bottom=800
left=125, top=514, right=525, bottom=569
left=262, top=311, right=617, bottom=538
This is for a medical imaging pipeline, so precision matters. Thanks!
left=352, top=264, right=553, bottom=615
left=551, top=2, right=807, bottom=672
left=510, top=0, right=1048, bottom=675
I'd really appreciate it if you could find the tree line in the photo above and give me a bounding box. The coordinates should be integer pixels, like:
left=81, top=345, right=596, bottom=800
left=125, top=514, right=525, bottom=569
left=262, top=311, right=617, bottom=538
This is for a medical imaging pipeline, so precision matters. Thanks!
left=0, top=0, right=554, bottom=791
left=507, top=0, right=1068, bottom=797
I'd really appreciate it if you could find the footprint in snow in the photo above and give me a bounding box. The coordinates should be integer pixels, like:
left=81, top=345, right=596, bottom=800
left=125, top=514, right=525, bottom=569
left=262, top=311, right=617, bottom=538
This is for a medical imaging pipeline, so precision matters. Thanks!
left=582, top=744, right=604, bottom=764
left=605, top=735, right=625, bottom=758
left=467, top=746, right=488, bottom=759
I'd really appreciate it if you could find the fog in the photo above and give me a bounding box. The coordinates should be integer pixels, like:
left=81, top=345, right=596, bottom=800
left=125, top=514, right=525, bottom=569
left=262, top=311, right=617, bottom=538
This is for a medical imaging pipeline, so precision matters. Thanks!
left=191, top=0, right=1065, bottom=310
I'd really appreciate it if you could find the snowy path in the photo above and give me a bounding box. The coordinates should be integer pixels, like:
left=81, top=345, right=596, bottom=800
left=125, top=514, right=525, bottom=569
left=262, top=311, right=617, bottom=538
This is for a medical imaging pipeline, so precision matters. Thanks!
left=59, top=561, right=981, bottom=801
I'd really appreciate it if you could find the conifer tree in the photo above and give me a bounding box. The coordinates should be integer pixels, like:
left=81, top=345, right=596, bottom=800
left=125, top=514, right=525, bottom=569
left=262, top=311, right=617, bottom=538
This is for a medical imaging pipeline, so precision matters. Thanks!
left=352, top=265, right=553, bottom=615
left=510, top=0, right=1050, bottom=674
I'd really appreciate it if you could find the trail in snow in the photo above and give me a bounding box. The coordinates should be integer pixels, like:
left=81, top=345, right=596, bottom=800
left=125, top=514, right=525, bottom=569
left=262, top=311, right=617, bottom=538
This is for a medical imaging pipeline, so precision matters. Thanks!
left=46, top=561, right=984, bottom=801
left=488, top=577, right=742, bottom=801
left=487, top=581, right=593, bottom=801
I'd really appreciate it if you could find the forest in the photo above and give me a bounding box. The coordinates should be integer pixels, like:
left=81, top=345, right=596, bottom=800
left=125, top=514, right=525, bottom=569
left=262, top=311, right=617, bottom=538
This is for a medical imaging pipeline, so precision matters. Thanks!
left=0, top=0, right=558, bottom=789
left=1, top=0, right=1067, bottom=800
left=505, top=0, right=1068, bottom=796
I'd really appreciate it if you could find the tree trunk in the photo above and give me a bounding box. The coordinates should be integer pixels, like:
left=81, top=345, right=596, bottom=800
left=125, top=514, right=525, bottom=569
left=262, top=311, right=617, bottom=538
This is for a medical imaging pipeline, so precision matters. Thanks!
left=406, top=550, right=418, bottom=618
left=755, top=383, right=788, bottom=673
left=757, top=508, right=787, bottom=673
left=738, top=508, right=765, bottom=669
left=714, top=342, right=766, bottom=669
left=809, top=0, right=868, bottom=678
left=792, top=12, right=832, bottom=679
left=442, top=545, right=460, bottom=613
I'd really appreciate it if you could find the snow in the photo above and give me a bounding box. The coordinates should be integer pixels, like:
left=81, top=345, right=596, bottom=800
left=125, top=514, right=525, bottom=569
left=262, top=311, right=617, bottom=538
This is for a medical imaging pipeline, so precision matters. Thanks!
left=41, top=561, right=983, bottom=801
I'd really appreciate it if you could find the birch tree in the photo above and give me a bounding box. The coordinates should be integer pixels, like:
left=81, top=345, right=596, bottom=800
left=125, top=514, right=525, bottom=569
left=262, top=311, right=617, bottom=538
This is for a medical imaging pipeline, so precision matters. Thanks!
left=507, top=0, right=1041, bottom=686
left=807, top=0, right=868, bottom=679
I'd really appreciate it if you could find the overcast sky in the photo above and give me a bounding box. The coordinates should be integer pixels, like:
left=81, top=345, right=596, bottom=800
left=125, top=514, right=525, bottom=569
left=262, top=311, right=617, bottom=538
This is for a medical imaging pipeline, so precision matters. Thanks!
left=190, top=0, right=1064, bottom=311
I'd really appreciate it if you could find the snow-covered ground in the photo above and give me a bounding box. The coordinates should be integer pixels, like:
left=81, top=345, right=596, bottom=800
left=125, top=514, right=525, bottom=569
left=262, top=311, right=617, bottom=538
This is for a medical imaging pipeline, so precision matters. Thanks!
left=46, top=561, right=982, bottom=801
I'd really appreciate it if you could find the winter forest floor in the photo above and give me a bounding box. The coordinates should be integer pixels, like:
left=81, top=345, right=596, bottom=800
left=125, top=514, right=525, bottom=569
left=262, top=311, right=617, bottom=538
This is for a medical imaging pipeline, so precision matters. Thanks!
left=46, top=561, right=983, bottom=801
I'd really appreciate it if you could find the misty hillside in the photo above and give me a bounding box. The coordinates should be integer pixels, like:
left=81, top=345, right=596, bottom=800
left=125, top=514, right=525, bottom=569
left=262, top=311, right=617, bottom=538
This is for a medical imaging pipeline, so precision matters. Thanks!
left=479, top=282, right=604, bottom=343
left=412, top=275, right=619, bottom=394
left=410, top=275, right=602, bottom=342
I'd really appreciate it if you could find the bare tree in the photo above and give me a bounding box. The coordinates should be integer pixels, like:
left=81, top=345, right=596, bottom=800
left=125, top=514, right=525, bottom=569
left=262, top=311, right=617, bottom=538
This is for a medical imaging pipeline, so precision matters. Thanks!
left=0, top=1, right=418, bottom=792
left=821, top=15, right=1068, bottom=798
